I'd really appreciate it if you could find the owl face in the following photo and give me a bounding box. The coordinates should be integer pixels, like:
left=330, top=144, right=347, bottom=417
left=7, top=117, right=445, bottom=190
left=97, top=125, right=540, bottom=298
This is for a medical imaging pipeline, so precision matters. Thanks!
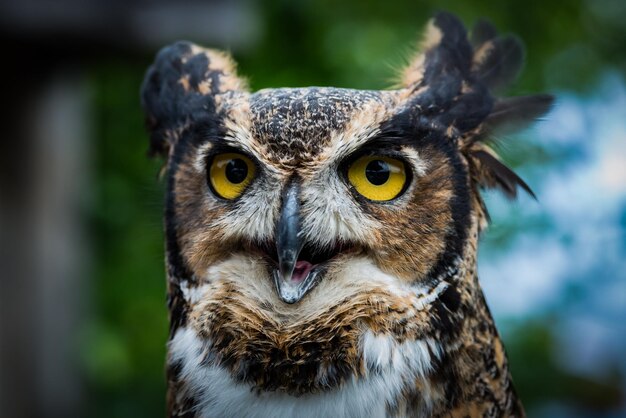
left=173, top=87, right=465, bottom=307
left=156, top=86, right=475, bottom=395
left=142, top=12, right=552, bottom=402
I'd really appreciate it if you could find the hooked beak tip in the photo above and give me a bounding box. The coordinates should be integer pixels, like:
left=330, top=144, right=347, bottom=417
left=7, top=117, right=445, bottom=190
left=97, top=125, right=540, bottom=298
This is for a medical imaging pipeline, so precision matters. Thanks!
left=272, top=268, right=321, bottom=304
left=272, top=269, right=301, bottom=304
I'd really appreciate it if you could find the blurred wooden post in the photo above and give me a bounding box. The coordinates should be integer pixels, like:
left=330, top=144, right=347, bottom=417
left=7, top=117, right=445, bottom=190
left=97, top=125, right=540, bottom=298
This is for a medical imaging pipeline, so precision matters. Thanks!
left=0, top=72, right=89, bottom=417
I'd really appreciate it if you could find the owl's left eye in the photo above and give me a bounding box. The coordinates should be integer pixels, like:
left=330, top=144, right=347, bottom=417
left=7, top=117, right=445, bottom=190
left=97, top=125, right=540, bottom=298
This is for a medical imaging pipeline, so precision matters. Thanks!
left=208, top=152, right=256, bottom=199
left=347, top=155, right=408, bottom=201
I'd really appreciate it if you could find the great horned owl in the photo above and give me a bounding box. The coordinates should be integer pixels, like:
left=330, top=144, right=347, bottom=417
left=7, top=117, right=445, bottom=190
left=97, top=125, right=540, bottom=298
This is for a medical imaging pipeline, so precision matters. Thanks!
left=141, top=12, right=552, bottom=418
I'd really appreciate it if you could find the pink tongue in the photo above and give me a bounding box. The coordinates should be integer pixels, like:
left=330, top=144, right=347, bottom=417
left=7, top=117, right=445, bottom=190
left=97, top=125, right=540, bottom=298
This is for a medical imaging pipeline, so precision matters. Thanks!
left=291, top=260, right=313, bottom=283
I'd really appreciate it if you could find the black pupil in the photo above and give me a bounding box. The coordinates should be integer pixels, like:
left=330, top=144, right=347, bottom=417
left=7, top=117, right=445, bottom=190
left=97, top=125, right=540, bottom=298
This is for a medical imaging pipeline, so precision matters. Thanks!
left=225, top=158, right=248, bottom=184
left=365, top=159, right=390, bottom=185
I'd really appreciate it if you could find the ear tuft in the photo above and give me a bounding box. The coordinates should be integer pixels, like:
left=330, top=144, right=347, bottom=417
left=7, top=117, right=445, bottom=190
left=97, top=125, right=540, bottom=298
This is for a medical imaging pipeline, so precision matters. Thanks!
left=472, top=34, right=524, bottom=92
left=470, top=147, right=536, bottom=200
left=398, top=13, right=551, bottom=201
left=485, top=94, right=554, bottom=134
left=141, top=41, right=246, bottom=159
left=399, top=12, right=552, bottom=135
left=469, top=18, right=498, bottom=48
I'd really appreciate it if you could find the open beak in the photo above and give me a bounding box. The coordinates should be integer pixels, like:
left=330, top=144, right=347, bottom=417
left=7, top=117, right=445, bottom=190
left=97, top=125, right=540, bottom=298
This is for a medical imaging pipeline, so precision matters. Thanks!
left=272, top=181, right=322, bottom=304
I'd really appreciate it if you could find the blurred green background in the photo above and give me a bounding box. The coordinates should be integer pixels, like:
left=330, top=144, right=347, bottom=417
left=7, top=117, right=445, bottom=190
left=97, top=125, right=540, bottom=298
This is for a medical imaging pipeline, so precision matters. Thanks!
left=1, top=0, right=624, bottom=417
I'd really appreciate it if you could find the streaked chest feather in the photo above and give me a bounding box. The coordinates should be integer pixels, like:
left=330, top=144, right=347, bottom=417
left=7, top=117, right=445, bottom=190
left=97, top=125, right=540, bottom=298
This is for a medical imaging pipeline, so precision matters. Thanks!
left=169, top=258, right=454, bottom=417
left=170, top=327, right=442, bottom=418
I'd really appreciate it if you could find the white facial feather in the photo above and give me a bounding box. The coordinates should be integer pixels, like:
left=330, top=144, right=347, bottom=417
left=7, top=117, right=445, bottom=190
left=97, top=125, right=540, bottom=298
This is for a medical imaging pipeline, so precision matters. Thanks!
left=210, top=177, right=282, bottom=242
left=299, top=169, right=382, bottom=248
left=195, top=254, right=450, bottom=322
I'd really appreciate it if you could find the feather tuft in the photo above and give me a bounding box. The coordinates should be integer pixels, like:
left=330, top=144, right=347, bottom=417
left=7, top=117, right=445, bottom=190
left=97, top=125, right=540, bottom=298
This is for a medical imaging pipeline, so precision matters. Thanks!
left=473, top=35, right=524, bottom=92
left=470, top=19, right=498, bottom=47
left=472, top=149, right=536, bottom=200
left=485, top=94, right=555, bottom=134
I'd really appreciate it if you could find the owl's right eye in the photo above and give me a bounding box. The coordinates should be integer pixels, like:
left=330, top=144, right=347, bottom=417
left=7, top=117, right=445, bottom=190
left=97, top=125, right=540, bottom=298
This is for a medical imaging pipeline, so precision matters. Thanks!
left=208, top=152, right=256, bottom=199
left=346, top=155, right=409, bottom=201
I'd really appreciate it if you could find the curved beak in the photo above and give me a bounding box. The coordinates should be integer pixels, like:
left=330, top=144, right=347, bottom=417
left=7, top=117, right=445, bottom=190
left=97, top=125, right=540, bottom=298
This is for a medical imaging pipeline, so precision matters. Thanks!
left=276, top=181, right=303, bottom=282
left=273, top=181, right=320, bottom=304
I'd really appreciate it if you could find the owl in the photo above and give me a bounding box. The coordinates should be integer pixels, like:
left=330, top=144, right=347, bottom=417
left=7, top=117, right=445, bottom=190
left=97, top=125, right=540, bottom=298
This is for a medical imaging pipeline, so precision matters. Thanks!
left=141, top=12, right=552, bottom=418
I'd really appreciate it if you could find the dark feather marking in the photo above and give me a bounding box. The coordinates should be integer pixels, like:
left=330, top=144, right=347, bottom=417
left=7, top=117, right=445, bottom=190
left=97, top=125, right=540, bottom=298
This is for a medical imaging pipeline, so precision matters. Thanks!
left=425, top=130, right=473, bottom=286
left=141, top=41, right=230, bottom=158
left=430, top=351, right=463, bottom=409
left=432, top=12, right=474, bottom=74
left=439, top=285, right=461, bottom=312
left=166, top=359, right=198, bottom=417
left=474, top=36, right=524, bottom=91
left=430, top=285, right=463, bottom=340
left=472, top=150, right=536, bottom=200
left=421, top=13, right=473, bottom=89
left=470, top=18, right=498, bottom=47
left=485, top=94, right=554, bottom=134
left=439, top=86, right=492, bottom=133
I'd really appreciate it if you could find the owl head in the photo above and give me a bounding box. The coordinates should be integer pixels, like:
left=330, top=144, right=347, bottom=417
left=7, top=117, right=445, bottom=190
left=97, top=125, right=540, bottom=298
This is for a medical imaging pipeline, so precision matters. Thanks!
left=142, top=12, right=551, bottom=397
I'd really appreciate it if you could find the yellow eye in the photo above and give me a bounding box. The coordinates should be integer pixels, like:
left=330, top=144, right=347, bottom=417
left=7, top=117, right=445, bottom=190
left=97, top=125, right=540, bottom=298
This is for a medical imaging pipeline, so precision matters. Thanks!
left=209, top=153, right=256, bottom=199
left=347, top=155, right=408, bottom=201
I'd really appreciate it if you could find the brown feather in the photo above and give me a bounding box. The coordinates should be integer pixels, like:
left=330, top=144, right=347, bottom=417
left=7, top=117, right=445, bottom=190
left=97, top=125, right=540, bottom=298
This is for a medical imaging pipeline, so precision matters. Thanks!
left=472, top=149, right=536, bottom=200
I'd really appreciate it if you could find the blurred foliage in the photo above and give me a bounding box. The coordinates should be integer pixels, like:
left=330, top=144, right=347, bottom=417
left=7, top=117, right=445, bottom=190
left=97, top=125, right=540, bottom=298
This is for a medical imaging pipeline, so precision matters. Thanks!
left=85, top=66, right=166, bottom=416
left=505, top=320, right=623, bottom=414
left=83, top=0, right=626, bottom=416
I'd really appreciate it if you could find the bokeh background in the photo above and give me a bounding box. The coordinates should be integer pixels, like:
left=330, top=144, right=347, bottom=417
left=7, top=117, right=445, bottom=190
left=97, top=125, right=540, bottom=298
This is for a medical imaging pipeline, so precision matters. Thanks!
left=1, top=0, right=625, bottom=417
